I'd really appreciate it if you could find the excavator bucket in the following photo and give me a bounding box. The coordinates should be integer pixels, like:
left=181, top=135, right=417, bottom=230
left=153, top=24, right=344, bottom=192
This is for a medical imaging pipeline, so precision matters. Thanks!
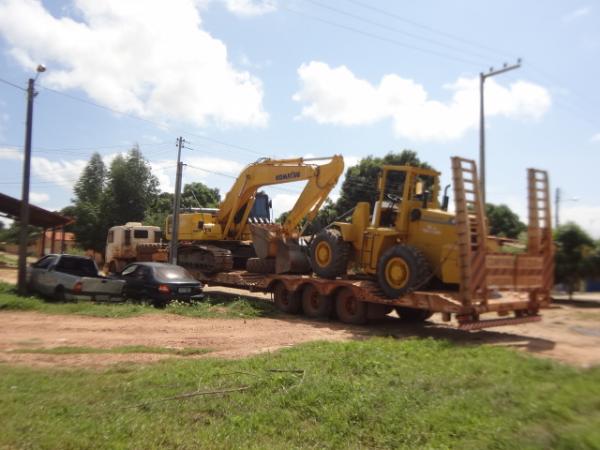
left=250, top=224, right=311, bottom=274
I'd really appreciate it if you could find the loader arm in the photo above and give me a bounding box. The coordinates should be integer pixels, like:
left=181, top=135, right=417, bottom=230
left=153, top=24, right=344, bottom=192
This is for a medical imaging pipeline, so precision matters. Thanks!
left=218, top=155, right=344, bottom=239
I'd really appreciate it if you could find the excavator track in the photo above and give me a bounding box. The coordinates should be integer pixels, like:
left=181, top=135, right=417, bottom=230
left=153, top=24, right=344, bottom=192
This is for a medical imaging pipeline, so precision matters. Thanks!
left=177, top=244, right=234, bottom=274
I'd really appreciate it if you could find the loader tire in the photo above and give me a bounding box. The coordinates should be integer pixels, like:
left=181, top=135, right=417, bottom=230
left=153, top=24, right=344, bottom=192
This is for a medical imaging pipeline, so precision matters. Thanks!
left=309, top=228, right=350, bottom=279
left=376, top=245, right=430, bottom=299
left=246, top=257, right=276, bottom=274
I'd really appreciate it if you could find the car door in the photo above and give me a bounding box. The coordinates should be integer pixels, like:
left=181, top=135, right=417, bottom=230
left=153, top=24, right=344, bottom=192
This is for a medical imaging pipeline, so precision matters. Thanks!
left=120, top=264, right=139, bottom=298
left=30, top=256, right=57, bottom=295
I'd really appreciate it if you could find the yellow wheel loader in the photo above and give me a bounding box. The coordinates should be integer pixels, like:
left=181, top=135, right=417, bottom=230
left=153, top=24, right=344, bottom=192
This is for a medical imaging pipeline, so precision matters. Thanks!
left=166, top=155, right=344, bottom=275
left=309, top=157, right=553, bottom=302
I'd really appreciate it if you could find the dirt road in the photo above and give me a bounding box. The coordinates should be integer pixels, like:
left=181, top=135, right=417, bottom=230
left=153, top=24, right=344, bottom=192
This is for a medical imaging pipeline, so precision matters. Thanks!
left=1, top=293, right=599, bottom=369
left=1, top=265, right=599, bottom=368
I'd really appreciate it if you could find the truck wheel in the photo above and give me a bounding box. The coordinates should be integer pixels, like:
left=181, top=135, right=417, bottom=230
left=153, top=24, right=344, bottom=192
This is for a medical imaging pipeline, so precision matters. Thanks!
left=273, top=282, right=302, bottom=314
left=335, top=288, right=367, bottom=325
left=395, top=306, right=433, bottom=323
left=53, top=286, right=65, bottom=302
left=301, top=284, right=332, bottom=318
left=246, top=257, right=276, bottom=274
left=309, top=229, right=350, bottom=279
left=376, top=245, right=430, bottom=298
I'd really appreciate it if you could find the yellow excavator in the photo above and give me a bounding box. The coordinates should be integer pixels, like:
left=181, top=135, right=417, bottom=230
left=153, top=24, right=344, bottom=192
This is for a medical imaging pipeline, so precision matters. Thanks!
left=166, top=155, right=344, bottom=274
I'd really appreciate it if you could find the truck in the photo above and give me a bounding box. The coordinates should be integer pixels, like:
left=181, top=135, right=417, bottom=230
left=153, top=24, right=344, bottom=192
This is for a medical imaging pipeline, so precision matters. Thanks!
left=27, top=254, right=125, bottom=302
left=106, top=156, right=553, bottom=330
left=105, top=222, right=166, bottom=273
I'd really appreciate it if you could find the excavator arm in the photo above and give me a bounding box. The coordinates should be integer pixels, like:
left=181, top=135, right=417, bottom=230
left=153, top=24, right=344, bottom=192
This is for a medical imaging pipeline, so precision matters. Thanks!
left=218, top=155, right=344, bottom=239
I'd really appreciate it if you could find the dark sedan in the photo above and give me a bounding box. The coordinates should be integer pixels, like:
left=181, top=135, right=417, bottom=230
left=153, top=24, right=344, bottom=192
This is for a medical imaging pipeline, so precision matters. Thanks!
left=118, top=262, right=203, bottom=307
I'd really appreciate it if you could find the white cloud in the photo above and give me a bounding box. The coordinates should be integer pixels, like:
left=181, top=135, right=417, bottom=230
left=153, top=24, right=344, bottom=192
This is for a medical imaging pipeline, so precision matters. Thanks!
left=0, top=146, right=87, bottom=190
left=29, top=192, right=49, bottom=204
left=31, top=156, right=87, bottom=190
left=293, top=61, right=552, bottom=142
left=270, top=192, right=299, bottom=218
left=591, top=133, right=600, bottom=142
left=562, top=6, right=591, bottom=22
left=0, top=0, right=268, bottom=128
left=224, top=0, right=276, bottom=16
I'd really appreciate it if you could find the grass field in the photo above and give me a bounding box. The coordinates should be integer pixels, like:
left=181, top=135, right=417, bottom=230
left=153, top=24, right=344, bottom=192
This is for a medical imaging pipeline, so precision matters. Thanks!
left=1, top=338, right=599, bottom=449
left=0, top=282, right=275, bottom=319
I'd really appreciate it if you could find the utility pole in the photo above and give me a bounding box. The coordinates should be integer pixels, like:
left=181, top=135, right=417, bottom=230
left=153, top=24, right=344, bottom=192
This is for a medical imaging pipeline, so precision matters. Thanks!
left=554, top=187, right=579, bottom=229
left=479, top=59, right=521, bottom=205
left=17, top=65, right=46, bottom=295
left=555, top=187, right=560, bottom=229
left=170, top=137, right=184, bottom=264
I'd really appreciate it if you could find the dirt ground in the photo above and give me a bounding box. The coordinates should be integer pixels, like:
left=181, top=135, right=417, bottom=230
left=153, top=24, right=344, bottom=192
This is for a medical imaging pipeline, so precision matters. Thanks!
left=1, top=266, right=599, bottom=369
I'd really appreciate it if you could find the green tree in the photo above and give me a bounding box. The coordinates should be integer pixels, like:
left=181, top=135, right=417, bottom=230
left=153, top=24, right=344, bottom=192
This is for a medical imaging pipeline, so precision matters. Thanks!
left=70, top=153, right=107, bottom=253
left=554, top=222, right=596, bottom=299
left=144, top=182, right=220, bottom=228
left=181, top=182, right=220, bottom=209
left=102, top=146, right=159, bottom=226
left=74, top=153, right=105, bottom=204
left=485, top=203, right=526, bottom=239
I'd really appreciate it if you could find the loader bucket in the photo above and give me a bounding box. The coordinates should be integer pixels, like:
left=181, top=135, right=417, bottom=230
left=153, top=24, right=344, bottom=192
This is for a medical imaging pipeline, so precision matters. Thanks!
left=250, top=223, right=280, bottom=259
left=250, top=224, right=311, bottom=274
left=275, top=239, right=311, bottom=274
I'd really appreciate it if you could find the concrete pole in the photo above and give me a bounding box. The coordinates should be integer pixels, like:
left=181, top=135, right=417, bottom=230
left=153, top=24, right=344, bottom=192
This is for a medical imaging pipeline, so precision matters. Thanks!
left=170, top=137, right=184, bottom=264
left=17, top=78, right=35, bottom=295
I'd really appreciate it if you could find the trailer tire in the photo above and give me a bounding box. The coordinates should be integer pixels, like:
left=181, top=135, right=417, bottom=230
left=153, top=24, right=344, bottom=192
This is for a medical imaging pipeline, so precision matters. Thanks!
left=246, top=257, right=276, bottom=274
left=309, top=228, right=350, bottom=279
left=273, top=282, right=302, bottom=314
left=377, top=245, right=430, bottom=298
left=335, top=288, right=367, bottom=325
left=301, top=284, right=333, bottom=318
left=395, top=306, right=433, bottom=323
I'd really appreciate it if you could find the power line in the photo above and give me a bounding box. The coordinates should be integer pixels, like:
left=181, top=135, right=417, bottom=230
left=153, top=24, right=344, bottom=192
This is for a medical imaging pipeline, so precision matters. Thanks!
left=343, top=0, right=514, bottom=60
left=282, top=5, right=484, bottom=67
left=305, top=0, right=495, bottom=64
left=38, top=84, right=268, bottom=158
left=0, top=76, right=26, bottom=92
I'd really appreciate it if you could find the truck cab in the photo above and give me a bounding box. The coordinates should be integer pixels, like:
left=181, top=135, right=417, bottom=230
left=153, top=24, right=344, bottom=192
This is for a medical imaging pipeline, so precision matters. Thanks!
left=105, top=222, right=163, bottom=273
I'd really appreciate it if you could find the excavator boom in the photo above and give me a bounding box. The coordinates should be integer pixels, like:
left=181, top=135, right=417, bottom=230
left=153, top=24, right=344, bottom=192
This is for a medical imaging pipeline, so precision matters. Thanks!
left=218, top=155, right=344, bottom=240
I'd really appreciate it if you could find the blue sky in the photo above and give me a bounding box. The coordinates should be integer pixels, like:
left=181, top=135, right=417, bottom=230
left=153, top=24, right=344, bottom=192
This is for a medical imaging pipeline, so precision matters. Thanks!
left=0, top=0, right=598, bottom=236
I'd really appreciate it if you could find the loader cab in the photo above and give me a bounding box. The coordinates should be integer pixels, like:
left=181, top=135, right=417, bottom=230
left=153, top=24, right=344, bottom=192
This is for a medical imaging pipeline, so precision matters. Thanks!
left=373, top=165, right=441, bottom=233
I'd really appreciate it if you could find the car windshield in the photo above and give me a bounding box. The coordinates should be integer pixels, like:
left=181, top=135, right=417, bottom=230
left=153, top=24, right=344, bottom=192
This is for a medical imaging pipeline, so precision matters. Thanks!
left=153, top=265, right=196, bottom=283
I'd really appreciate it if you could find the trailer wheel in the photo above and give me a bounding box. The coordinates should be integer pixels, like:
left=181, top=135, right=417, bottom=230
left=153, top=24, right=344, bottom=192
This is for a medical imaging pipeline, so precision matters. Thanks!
left=395, top=306, right=433, bottom=323
left=376, top=245, right=430, bottom=298
left=273, top=282, right=302, bottom=314
left=301, top=284, right=332, bottom=318
left=335, top=288, right=367, bottom=325
left=309, top=229, right=350, bottom=279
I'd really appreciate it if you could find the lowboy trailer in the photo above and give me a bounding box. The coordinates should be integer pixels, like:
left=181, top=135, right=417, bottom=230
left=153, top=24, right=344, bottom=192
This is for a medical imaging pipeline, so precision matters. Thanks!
left=189, top=158, right=554, bottom=331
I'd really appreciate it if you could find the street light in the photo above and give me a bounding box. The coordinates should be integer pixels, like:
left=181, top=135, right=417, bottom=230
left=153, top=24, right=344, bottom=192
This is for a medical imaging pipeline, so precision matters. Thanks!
left=479, top=59, right=521, bottom=205
left=17, top=64, right=46, bottom=295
